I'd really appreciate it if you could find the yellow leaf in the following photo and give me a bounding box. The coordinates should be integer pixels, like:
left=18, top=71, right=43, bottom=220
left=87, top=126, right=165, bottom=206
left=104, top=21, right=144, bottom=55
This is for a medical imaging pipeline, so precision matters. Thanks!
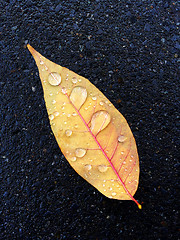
left=27, top=44, right=141, bottom=209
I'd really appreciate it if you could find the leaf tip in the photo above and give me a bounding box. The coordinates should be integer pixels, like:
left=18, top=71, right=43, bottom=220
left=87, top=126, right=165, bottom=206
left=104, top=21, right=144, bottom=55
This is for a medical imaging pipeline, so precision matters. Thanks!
left=138, top=203, right=142, bottom=210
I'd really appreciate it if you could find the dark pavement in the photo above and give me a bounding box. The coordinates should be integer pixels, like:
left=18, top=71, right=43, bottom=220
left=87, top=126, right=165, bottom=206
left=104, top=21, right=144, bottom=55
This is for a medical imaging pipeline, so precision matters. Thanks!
left=0, top=1, right=179, bottom=239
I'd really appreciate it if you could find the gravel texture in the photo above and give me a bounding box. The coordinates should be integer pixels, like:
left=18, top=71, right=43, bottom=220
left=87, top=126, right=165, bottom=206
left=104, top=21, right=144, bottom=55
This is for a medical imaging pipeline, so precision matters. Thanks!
left=0, top=0, right=179, bottom=239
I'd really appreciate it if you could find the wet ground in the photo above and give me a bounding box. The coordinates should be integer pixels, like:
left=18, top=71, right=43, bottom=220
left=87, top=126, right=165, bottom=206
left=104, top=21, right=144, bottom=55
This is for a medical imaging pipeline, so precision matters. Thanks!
left=0, top=1, right=179, bottom=239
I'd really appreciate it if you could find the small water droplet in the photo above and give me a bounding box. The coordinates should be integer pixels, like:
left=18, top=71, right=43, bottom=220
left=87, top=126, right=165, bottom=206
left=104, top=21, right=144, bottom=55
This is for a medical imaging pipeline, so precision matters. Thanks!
left=49, top=114, right=54, bottom=120
left=44, top=66, right=48, bottom=70
left=84, top=164, right=92, bottom=171
left=49, top=93, right=53, bottom=96
left=67, top=114, right=71, bottom=117
left=65, top=129, right=72, bottom=137
left=70, top=86, right=87, bottom=109
left=99, top=101, right=104, bottom=106
left=78, top=79, right=82, bottom=82
left=64, top=121, right=67, bottom=124
left=109, top=187, right=112, bottom=191
left=61, top=87, right=67, bottom=94
left=98, top=165, right=108, bottom=172
left=62, top=112, right=65, bottom=115
left=74, top=124, right=78, bottom=128
left=112, top=192, right=117, bottom=196
left=52, top=100, right=56, bottom=104
left=75, top=148, right=87, bottom=158
left=72, top=112, right=77, bottom=116
left=121, top=151, right=124, bottom=155
left=54, top=111, right=59, bottom=117
left=70, top=157, right=77, bottom=162
left=130, top=159, right=133, bottom=162
left=92, top=96, right=97, bottom=101
left=90, top=110, right=111, bottom=135
left=72, top=77, right=78, bottom=84
left=40, top=60, right=44, bottom=65
left=118, top=135, right=127, bottom=143
left=48, top=72, right=61, bottom=86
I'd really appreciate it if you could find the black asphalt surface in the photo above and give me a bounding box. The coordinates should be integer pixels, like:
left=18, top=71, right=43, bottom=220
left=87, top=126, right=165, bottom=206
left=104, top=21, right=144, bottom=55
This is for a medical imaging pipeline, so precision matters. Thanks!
left=0, top=1, right=179, bottom=239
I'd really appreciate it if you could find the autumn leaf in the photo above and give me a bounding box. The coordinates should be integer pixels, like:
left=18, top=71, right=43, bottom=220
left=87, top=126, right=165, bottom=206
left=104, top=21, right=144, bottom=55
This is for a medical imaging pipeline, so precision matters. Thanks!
left=27, top=44, right=141, bottom=209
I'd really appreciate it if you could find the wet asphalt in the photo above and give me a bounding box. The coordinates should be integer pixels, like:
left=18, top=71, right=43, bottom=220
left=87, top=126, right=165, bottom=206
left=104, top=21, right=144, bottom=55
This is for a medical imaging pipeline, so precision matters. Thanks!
left=0, top=1, right=179, bottom=239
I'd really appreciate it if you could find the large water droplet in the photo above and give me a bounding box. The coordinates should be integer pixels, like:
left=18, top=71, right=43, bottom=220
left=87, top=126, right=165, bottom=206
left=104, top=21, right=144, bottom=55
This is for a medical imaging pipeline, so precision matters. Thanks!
left=84, top=164, right=92, bottom=171
left=75, top=148, right=87, bottom=158
left=70, top=86, right=87, bottom=110
left=48, top=72, right=61, bottom=86
left=98, top=165, right=108, bottom=172
left=118, top=135, right=127, bottom=143
left=90, top=110, right=111, bottom=135
left=65, top=129, right=72, bottom=137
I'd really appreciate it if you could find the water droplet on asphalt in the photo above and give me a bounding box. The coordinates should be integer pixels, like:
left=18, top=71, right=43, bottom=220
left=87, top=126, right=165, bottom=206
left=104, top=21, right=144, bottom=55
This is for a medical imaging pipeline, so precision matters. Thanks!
left=98, top=165, right=108, bottom=172
left=48, top=72, right=61, bottom=86
left=65, top=129, right=72, bottom=137
left=75, top=148, right=87, bottom=158
left=70, top=86, right=87, bottom=110
left=118, top=135, right=127, bottom=143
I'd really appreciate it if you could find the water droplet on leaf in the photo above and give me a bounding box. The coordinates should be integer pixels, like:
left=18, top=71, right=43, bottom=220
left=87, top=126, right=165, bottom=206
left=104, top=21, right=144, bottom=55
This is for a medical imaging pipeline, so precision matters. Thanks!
left=49, top=114, right=54, bottom=120
left=75, top=148, right=87, bottom=158
left=54, top=111, right=59, bottom=117
left=70, top=86, right=87, bottom=110
left=70, top=157, right=77, bottom=162
left=118, top=135, right=127, bottom=143
left=48, top=72, right=61, bottom=86
left=72, top=77, right=78, bottom=84
left=65, top=129, right=72, bottom=137
left=84, top=164, right=92, bottom=171
left=90, top=111, right=111, bottom=135
left=98, top=165, right=108, bottom=172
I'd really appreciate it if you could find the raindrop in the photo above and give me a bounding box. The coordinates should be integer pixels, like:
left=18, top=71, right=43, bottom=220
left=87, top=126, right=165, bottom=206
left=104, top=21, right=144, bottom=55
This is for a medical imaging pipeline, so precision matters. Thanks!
left=54, top=111, right=59, bottom=117
left=90, top=110, right=111, bottom=135
left=52, top=100, right=56, bottom=104
left=99, top=101, right=104, bottom=106
left=92, top=96, right=97, bottom=101
left=72, top=77, right=78, bottom=84
left=98, top=165, right=108, bottom=172
left=84, top=164, right=92, bottom=171
left=40, top=60, right=44, bottom=65
left=49, top=114, right=54, bottom=120
left=112, top=192, right=117, bottom=196
left=44, top=66, right=48, bottom=70
left=70, top=157, right=77, bottom=162
left=65, top=129, right=72, bottom=137
left=70, top=86, right=87, bottom=110
left=121, top=151, right=124, bottom=155
left=61, top=87, right=67, bottom=94
left=48, top=72, right=61, bottom=86
left=75, top=148, right=87, bottom=158
left=118, top=135, right=127, bottom=143
left=72, top=112, right=77, bottom=116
